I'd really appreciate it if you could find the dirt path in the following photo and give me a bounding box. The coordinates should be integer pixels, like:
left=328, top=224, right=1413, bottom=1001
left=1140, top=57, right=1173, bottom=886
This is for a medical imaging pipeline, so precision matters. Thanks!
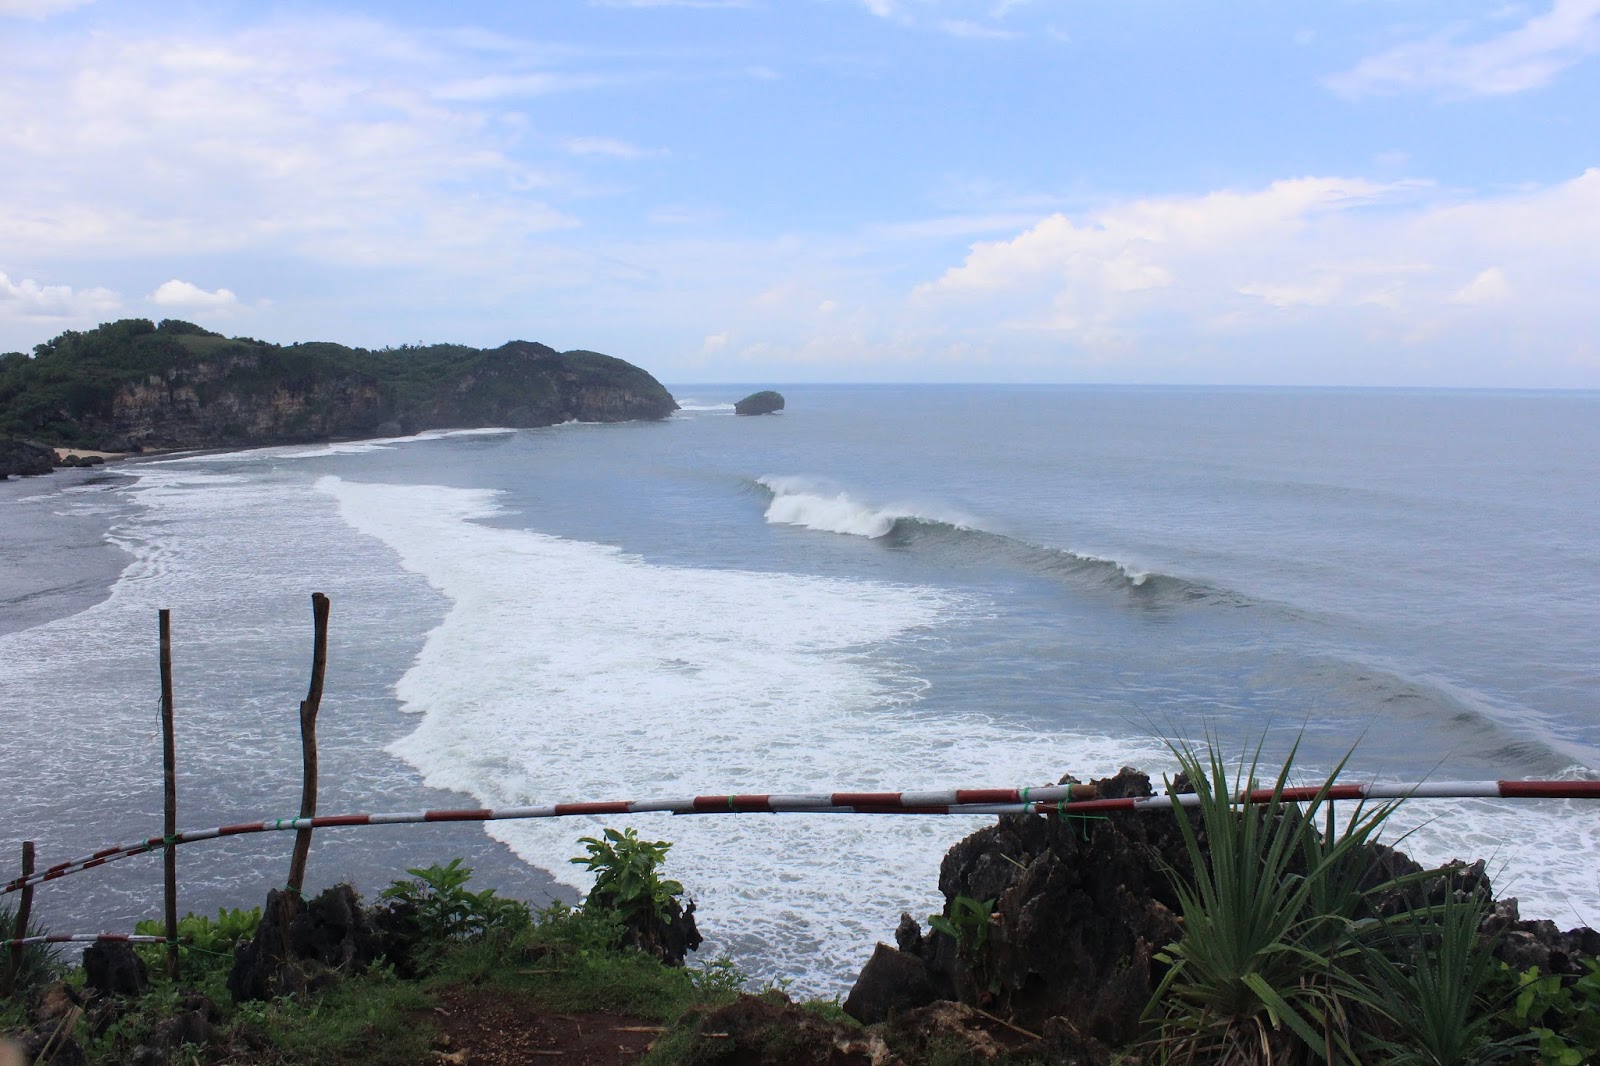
left=432, top=987, right=660, bottom=1065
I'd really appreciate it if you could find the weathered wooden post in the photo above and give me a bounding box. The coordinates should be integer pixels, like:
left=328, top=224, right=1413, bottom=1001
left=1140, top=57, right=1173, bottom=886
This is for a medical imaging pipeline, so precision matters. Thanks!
left=159, top=608, right=179, bottom=981
left=285, top=593, right=330, bottom=902
left=3, top=840, right=35, bottom=996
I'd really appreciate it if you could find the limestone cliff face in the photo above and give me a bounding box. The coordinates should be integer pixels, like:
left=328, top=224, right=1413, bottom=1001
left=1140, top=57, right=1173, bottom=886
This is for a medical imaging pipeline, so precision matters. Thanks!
left=0, top=320, right=678, bottom=452
left=99, top=354, right=391, bottom=449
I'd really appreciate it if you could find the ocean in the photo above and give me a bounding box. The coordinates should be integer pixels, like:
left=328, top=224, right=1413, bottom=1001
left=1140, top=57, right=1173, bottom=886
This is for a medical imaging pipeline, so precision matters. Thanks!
left=2, top=385, right=1597, bottom=994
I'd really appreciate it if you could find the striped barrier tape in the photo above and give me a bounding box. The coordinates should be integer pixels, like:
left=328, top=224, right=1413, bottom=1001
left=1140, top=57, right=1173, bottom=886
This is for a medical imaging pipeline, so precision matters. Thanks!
left=5, top=779, right=1600, bottom=897
left=0, top=785, right=1092, bottom=895
left=2, top=934, right=171, bottom=948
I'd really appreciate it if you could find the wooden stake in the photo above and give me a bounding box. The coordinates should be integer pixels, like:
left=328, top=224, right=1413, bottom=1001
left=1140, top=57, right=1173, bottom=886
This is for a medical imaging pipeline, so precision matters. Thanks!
left=3, top=840, right=34, bottom=997
left=159, top=608, right=178, bottom=981
left=286, top=593, right=330, bottom=901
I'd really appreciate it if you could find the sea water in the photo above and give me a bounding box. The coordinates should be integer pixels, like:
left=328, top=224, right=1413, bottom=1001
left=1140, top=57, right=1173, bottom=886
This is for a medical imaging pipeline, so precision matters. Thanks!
left=2, top=386, right=1597, bottom=993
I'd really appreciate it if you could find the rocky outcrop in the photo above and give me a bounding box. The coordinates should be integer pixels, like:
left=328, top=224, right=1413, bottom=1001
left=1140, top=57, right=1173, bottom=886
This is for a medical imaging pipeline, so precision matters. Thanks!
left=228, top=886, right=383, bottom=1002
left=82, top=941, right=150, bottom=999
left=0, top=438, right=56, bottom=479
left=675, top=991, right=885, bottom=1065
left=734, top=390, right=784, bottom=415
left=0, top=319, right=678, bottom=454
left=851, top=768, right=1186, bottom=1051
left=844, top=765, right=1600, bottom=1061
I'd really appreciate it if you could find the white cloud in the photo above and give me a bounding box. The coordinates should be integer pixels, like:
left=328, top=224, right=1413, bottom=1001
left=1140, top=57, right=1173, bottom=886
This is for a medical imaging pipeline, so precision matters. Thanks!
left=150, top=279, right=239, bottom=309
left=432, top=72, right=624, bottom=101
left=919, top=177, right=1398, bottom=303
left=858, top=0, right=1032, bottom=36
left=565, top=136, right=663, bottom=159
left=1328, top=0, right=1600, bottom=98
left=648, top=205, right=718, bottom=225
left=0, top=18, right=584, bottom=270
left=0, top=271, right=119, bottom=319
left=909, top=170, right=1600, bottom=374
left=1450, top=267, right=1512, bottom=305
left=939, top=19, right=1021, bottom=40
left=0, top=0, right=92, bottom=18
left=589, top=0, right=749, bottom=7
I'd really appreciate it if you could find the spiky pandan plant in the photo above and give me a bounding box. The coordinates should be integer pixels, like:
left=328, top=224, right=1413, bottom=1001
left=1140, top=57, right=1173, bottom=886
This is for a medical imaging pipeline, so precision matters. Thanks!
left=0, top=900, right=62, bottom=994
left=1345, top=890, right=1531, bottom=1066
left=1146, top=737, right=1416, bottom=1065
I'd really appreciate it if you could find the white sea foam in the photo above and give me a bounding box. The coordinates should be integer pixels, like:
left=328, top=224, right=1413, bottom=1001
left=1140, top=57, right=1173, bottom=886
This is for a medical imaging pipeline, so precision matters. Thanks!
left=10, top=444, right=1596, bottom=994
left=0, top=460, right=444, bottom=931
left=674, top=401, right=736, bottom=413
left=758, top=475, right=977, bottom=541
left=320, top=475, right=1170, bottom=993
left=1381, top=775, right=1600, bottom=929
left=144, top=427, right=519, bottom=464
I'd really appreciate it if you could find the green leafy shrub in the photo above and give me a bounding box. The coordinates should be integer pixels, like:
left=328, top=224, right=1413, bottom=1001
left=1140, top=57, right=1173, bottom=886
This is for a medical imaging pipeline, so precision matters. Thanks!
left=1486, top=958, right=1600, bottom=1065
left=929, top=894, right=1000, bottom=997
left=928, top=894, right=996, bottom=953
left=570, top=827, right=684, bottom=923
left=379, top=858, right=531, bottom=942
left=134, top=905, right=261, bottom=974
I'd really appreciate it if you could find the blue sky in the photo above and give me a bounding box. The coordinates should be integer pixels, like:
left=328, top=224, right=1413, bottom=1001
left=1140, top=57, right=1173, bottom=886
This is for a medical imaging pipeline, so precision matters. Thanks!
left=1, top=1, right=1597, bottom=386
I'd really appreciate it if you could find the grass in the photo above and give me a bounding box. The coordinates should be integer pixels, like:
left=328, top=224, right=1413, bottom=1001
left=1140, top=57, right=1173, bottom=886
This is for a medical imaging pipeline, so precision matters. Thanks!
left=4, top=892, right=753, bottom=1065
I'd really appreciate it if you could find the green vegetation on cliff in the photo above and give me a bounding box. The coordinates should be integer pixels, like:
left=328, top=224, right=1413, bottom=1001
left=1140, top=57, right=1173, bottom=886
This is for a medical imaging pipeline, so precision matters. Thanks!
left=0, top=318, right=678, bottom=451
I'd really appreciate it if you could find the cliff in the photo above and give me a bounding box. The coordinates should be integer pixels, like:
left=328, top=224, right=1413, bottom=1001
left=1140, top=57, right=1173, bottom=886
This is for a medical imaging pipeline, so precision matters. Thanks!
left=0, top=319, right=678, bottom=456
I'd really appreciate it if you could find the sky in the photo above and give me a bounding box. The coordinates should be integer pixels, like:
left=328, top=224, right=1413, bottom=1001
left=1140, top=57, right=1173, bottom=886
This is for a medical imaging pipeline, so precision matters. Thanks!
left=1, top=1, right=1598, bottom=386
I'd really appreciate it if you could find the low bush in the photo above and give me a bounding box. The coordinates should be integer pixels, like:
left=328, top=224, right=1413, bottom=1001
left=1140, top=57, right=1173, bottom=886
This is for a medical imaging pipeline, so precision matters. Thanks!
left=378, top=857, right=531, bottom=942
left=134, top=905, right=261, bottom=976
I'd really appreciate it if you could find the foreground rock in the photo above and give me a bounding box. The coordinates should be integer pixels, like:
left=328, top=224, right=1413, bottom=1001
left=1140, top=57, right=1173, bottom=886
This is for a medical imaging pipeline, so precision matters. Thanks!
left=734, top=390, right=784, bottom=415
left=228, top=885, right=385, bottom=1002
left=844, top=765, right=1600, bottom=1061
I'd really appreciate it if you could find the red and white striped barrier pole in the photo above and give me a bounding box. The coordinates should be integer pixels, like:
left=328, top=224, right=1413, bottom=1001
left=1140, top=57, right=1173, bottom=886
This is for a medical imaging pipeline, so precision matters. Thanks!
left=5, top=779, right=1599, bottom=897
left=0, top=934, right=171, bottom=948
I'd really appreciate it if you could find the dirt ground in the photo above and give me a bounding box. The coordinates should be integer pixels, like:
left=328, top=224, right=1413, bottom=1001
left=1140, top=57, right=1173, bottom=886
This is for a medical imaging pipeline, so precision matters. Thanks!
left=431, top=987, right=660, bottom=1065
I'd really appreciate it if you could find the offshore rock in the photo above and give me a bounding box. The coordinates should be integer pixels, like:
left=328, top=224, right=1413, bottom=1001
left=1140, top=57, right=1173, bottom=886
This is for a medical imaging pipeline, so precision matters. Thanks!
left=734, top=390, right=785, bottom=415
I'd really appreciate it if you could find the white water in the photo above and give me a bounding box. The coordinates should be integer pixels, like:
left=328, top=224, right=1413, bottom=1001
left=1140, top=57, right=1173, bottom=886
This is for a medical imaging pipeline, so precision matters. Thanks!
left=758, top=475, right=979, bottom=541
left=7, top=412, right=1599, bottom=995
left=321, top=475, right=1171, bottom=990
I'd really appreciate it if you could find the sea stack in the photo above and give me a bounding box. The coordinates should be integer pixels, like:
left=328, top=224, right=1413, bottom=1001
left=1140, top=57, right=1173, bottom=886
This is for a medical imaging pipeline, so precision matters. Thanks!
left=734, top=390, right=785, bottom=415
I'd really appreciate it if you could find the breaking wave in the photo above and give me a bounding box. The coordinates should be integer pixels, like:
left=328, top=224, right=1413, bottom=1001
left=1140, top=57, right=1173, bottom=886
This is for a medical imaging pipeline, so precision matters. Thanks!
left=755, top=475, right=1225, bottom=607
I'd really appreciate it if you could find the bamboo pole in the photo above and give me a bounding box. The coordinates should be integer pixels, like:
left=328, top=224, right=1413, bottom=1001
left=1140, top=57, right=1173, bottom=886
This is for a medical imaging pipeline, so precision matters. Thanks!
left=159, top=609, right=178, bottom=981
left=285, top=593, right=330, bottom=902
left=3, top=841, right=34, bottom=996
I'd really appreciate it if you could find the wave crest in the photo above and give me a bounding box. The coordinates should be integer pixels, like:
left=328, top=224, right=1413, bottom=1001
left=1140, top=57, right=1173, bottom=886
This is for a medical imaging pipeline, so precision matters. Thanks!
left=756, top=474, right=1219, bottom=606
